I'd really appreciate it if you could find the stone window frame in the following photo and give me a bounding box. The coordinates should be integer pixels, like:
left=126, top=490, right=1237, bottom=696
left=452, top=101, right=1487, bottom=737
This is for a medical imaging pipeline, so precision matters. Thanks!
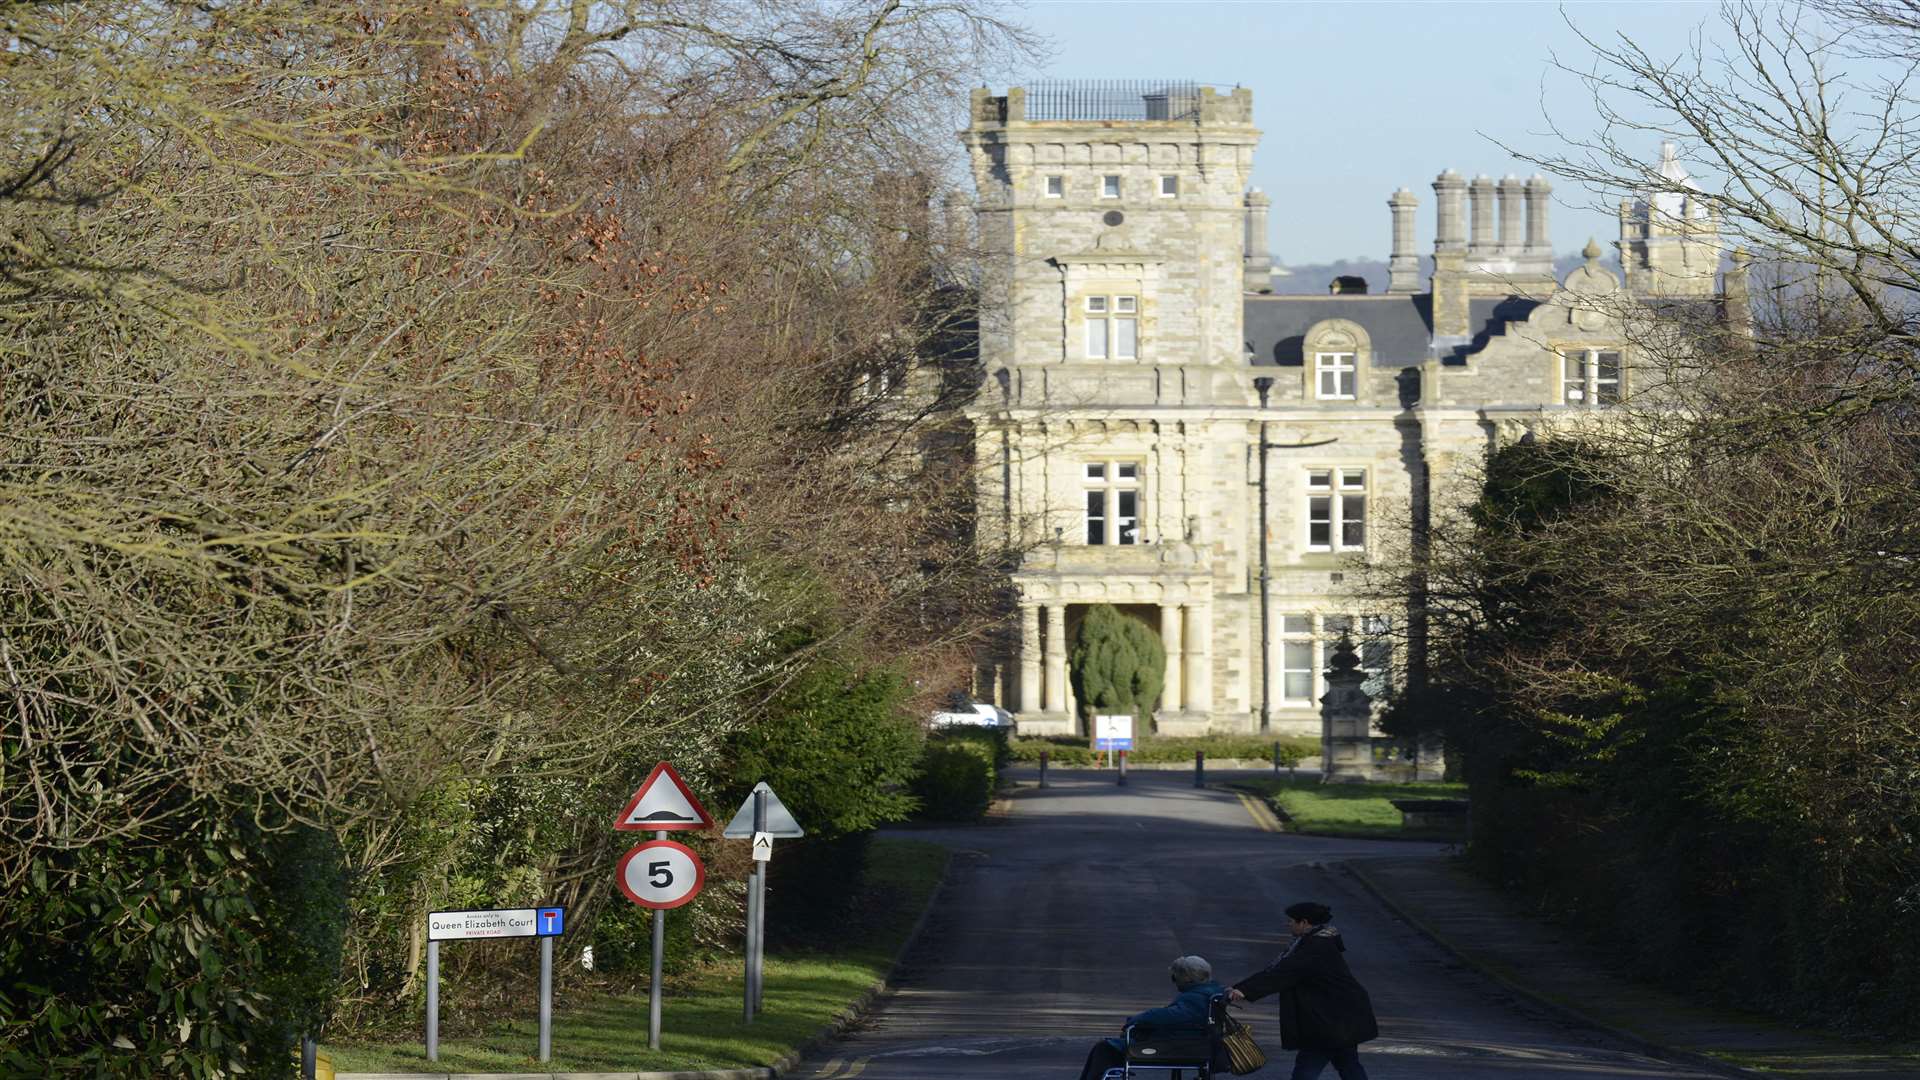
left=1100, top=174, right=1122, bottom=199
left=1301, top=318, right=1372, bottom=403
left=1557, top=346, right=1626, bottom=407
left=1158, top=174, right=1179, bottom=198
left=1044, top=174, right=1064, bottom=199
left=1054, top=257, right=1162, bottom=364
left=1082, top=458, right=1144, bottom=546
left=1304, top=466, right=1368, bottom=553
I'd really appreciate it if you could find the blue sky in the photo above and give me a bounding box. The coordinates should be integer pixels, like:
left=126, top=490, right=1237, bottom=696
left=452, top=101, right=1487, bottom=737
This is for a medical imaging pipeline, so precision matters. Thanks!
left=1010, top=1, right=1724, bottom=264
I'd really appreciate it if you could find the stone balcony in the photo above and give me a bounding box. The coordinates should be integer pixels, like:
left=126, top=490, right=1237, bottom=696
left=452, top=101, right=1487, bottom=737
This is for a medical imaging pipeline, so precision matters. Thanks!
left=1017, top=538, right=1207, bottom=577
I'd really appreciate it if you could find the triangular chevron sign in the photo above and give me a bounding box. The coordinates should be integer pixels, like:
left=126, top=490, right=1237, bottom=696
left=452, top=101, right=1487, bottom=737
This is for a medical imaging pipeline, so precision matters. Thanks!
left=614, top=761, right=713, bottom=832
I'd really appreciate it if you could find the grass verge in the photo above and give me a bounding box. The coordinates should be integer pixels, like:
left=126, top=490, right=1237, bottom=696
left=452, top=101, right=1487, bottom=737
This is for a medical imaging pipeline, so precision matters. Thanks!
left=326, top=838, right=949, bottom=1075
left=1229, top=777, right=1466, bottom=840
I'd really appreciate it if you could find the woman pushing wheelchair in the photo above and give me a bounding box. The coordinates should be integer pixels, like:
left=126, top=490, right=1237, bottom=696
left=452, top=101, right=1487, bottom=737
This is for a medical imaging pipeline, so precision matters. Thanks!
left=1226, top=901, right=1379, bottom=1080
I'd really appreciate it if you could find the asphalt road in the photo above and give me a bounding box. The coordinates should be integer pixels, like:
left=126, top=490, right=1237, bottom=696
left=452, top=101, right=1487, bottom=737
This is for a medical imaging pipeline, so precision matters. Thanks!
left=793, top=769, right=1716, bottom=1080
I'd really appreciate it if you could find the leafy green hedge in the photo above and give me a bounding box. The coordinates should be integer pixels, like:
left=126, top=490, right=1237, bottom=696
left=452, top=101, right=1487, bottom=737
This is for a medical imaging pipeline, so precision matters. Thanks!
left=908, top=727, right=1009, bottom=821
left=2, top=811, right=346, bottom=1077
left=910, top=744, right=995, bottom=820
left=1010, top=734, right=1314, bottom=766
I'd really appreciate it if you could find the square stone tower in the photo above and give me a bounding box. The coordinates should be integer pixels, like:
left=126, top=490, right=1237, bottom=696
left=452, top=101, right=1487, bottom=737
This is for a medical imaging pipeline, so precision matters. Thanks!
left=961, top=83, right=1260, bottom=409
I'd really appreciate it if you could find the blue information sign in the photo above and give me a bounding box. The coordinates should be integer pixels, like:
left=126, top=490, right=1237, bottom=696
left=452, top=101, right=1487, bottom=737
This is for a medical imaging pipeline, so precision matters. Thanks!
left=536, top=907, right=565, bottom=936
left=1094, top=714, right=1134, bottom=752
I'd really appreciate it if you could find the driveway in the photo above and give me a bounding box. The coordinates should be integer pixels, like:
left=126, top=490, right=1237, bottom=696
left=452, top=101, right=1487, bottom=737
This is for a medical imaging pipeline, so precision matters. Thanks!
left=793, top=769, right=1715, bottom=1080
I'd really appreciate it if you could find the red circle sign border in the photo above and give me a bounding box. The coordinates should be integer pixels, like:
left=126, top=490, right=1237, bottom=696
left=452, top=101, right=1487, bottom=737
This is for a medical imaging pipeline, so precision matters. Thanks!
left=615, top=839, right=706, bottom=910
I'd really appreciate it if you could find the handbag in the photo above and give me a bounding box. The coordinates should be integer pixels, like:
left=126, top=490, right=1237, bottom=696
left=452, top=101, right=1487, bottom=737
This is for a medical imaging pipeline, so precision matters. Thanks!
left=1218, top=1013, right=1267, bottom=1075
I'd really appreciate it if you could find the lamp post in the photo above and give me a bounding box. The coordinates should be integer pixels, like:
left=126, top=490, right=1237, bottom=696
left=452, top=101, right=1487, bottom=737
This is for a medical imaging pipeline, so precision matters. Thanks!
left=1251, top=375, right=1334, bottom=735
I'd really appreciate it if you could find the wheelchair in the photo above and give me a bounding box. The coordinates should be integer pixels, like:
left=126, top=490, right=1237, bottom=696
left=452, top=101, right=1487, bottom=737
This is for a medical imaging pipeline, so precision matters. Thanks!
left=1102, top=993, right=1228, bottom=1080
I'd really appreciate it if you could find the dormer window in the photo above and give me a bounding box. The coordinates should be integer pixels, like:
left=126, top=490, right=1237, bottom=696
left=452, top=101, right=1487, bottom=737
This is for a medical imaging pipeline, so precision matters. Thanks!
left=1084, top=295, right=1139, bottom=360
left=1562, top=349, right=1623, bottom=405
left=1101, top=175, right=1121, bottom=198
left=1314, top=352, right=1357, bottom=400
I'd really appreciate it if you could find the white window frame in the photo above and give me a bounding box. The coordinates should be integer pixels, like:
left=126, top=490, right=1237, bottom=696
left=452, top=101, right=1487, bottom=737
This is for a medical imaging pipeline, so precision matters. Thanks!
left=1279, top=614, right=1315, bottom=704
left=1314, top=352, right=1357, bottom=400
left=1159, top=174, right=1179, bottom=197
left=1044, top=175, right=1063, bottom=198
left=1083, top=294, right=1139, bottom=360
left=1305, top=468, right=1367, bottom=553
left=1101, top=174, right=1121, bottom=198
left=1561, top=348, right=1624, bottom=406
left=1083, top=459, right=1143, bottom=546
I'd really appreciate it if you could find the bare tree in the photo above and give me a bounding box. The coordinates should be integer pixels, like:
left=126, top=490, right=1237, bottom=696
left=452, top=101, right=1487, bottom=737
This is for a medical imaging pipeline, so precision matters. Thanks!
left=1, top=0, right=1038, bottom=1065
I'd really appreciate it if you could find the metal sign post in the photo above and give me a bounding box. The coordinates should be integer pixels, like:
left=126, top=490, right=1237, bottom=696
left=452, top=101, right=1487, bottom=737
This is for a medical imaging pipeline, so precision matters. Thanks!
left=742, top=842, right=759, bottom=1025
left=1096, top=715, right=1133, bottom=786
left=723, top=783, right=803, bottom=1023
left=749, top=791, right=767, bottom=1015
left=649, top=829, right=665, bottom=1050
left=426, top=939, right=439, bottom=1062
left=612, top=759, right=715, bottom=1053
left=539, top=936, right=553, bottom=1062
left=423, top=907, right=564, bottom=1063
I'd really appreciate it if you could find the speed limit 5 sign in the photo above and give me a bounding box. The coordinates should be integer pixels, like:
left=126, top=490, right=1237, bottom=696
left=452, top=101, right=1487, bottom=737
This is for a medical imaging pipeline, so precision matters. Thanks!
left=616, top=839, right=705, bottom=910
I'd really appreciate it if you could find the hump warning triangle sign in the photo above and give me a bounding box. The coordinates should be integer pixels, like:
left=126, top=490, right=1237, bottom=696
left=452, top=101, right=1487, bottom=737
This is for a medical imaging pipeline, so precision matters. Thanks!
left=614, top=761, right=712, bottom=832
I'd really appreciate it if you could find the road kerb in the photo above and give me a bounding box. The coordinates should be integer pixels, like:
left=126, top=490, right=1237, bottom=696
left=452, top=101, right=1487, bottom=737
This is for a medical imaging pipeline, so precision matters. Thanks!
left=1340, top=860, right=1767, bottom=1080
left=1230, top=789, right=1283, bottom=833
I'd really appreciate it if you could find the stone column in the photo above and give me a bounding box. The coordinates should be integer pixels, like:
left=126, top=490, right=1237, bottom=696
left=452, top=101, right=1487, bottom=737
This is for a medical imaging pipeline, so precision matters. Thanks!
left=1160, top=603, right=1184, bottom=710
left=1185, top=600, right=1213, bottom=716
left=1018, top=604, right=1041, bottom=713
left=1497, top=175, right=1526, bottom=255
left=1386, top=189, right=1420, bottom=293
left=1043, top=603, right=1067, bottom=713
left=1467, top=175, right=1496, bottom=258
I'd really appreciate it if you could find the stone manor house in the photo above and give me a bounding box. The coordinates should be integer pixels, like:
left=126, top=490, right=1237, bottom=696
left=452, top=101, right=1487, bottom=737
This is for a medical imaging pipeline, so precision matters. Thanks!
left=954, top=81, right=1732, bottom=739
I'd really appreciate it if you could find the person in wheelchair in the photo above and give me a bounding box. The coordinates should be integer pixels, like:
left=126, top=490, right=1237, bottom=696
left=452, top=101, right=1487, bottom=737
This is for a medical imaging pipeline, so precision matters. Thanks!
left=1076, top=955, right=1226, bottom=1080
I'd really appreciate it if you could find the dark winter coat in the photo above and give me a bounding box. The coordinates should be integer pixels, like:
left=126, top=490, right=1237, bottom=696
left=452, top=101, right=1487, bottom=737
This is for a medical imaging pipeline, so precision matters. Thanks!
left=1233, top=926, right=1378, bottom=1051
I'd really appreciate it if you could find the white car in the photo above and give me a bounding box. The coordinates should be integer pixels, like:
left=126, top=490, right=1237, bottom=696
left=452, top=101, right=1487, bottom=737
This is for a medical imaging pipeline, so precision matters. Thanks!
left=930, top=701, right=1016, bottom=730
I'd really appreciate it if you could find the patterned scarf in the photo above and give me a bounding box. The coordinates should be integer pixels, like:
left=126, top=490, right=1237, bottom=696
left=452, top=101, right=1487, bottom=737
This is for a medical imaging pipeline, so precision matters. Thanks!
left=1279, top=923, right=1340, bottom=960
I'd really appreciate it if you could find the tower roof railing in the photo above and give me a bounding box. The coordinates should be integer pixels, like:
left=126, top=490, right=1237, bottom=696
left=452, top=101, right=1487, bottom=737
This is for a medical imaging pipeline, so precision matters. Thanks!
left=1021, top=80, right=1206, bottom=122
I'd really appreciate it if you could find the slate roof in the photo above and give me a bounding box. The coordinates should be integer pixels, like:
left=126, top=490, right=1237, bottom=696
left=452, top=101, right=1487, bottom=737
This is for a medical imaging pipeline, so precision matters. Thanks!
left=1244, top=293, right=1542, bottom=367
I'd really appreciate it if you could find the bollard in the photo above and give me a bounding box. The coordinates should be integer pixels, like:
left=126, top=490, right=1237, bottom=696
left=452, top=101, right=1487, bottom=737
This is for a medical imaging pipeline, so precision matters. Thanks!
left=1117, top=749, right=1128, bottom=786
left=1195, top=749, right=1206, bottom=788
left=1038, top=750, right=1049, bottom=788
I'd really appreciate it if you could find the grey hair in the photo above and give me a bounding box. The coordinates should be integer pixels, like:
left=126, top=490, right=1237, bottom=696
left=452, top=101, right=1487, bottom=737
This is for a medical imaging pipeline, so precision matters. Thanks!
left=1169, top=955, right=1212, bottom=989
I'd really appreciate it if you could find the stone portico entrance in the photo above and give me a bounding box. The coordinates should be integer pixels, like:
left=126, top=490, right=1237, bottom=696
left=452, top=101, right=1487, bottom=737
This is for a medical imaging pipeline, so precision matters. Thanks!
left=1008, top=541, right=1216, bottom=736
